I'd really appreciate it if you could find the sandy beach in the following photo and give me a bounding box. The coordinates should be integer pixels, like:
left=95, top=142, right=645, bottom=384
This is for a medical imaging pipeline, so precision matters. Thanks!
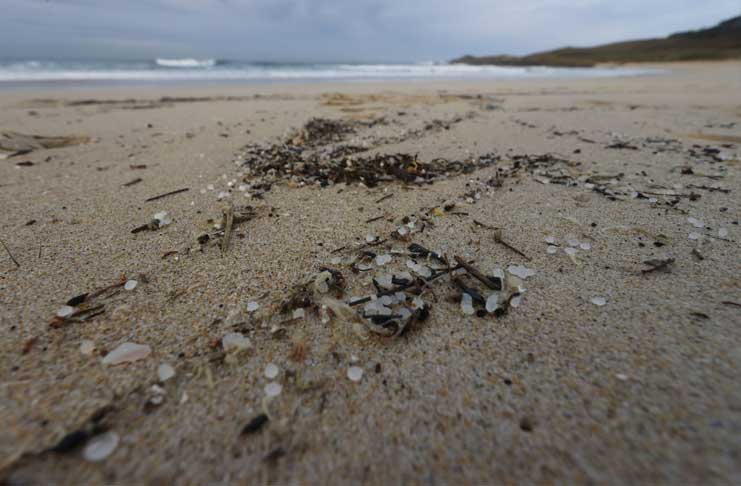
left=1, top=61, right=740, bottom=484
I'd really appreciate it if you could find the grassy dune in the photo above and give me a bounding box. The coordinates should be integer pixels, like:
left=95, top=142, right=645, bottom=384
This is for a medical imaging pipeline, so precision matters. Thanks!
left=454, top=16, right=741, bottom=67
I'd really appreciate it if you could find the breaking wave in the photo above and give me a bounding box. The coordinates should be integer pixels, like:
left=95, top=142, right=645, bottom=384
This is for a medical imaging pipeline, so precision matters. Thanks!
left=155, top=58, right=218, bottom=68
left=0, top=59, right=661, bottom=85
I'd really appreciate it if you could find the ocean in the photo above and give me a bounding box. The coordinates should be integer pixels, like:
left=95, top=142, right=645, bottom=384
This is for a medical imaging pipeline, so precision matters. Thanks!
left=0, top=59, right=658, bottom=87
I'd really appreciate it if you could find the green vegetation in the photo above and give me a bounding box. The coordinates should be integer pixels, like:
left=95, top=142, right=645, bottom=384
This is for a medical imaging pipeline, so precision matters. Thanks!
left=453, top=16, right=741, bottom=67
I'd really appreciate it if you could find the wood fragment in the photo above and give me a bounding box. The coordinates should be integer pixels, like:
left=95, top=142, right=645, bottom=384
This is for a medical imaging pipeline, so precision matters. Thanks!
left=1, top=237, right=20, bottom=267
left=221, top=205, right=234, bottom=255
left=473, top=219, right=499, bottom=230
left=22, top=336, right=38, bottom=355
left=144, top=187, right=189, bottom=202
left=453, top=256, right=502, bottom=290
left=241, top=414, right=269, bottom=435
left=722, top=301, right=741, bottom=309
left=123, top=177, right=143, bottom=187
left=493, top=229, right=531, bottom=261
left=375, top=193, right=394, bottom=203
left=452, top=278, right=486, bottom=305
left=686, top=184, right=730, bottom=194
left=365, top=215, right=384, bottom=223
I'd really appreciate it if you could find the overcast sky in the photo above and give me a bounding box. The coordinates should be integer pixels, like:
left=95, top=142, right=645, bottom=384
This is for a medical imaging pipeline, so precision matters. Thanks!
left=1, top=0, right=738, bottom=62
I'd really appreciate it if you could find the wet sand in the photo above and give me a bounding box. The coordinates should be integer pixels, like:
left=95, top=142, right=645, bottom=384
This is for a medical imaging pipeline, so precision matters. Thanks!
left=1, top=62, right=740, bottom=484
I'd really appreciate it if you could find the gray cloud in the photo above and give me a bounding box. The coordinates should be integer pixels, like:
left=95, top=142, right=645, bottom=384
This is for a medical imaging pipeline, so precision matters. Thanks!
left=1, top=0, right=738, bottom=61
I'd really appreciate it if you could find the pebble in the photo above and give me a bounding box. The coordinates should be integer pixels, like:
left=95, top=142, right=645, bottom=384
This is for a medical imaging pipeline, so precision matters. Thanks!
left=264, top=363, right=279, bottom=379
left=153, top=211, right=172, bottom=226
left=688, top=232, right=702, bottom=241
left=719, top=228, right=728, bottom=238
left=158, top=363, right=175, bottom=382
left=687, top=217, right=705, bottom=228
left=375, top=254, right=392, bottom=266
left=265, top=382, right=282, bottom=397
left=591, top=297, right=607, bottom=306
left=56, top=305, right=75, bottom=318
left=545, top=235, right=556, bottom=244
left=507, top=265, right=536, bottom=279
left=222, top=332, right=251, bottom=352
left=347, top=366, right=364, bottom=382
left=546, top=245, right=558, bottom=254
left=246, top=301, right=259, bottom=312
left=79, top=339, right=96, bottom=355
left=485, top=294, right=499, bottom=313
left=82, top=431, right=119, bottom=462
left=579, top=242, right=592, bottom=251
left=124, top=279, right=138, bottom=291
left=102, top=342, right=151, bottom=365
left=460, top=293, right=475, bottom=315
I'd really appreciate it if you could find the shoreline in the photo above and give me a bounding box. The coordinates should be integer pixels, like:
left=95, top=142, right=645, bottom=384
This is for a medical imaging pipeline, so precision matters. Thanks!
left=0, top=65, right=667, bottom=92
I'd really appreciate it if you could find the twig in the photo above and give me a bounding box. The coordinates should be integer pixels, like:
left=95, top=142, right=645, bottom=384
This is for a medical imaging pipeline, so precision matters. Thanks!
left=686, top=184, right=730, bottom=194
left=493, top=229, right=531, bottom=261
left=221, top=205, right=234, bottom=255
left=1, top=238, right=20, bottom=267
left=365, top=215, right=384, bottom=223
left=453, top=256, right=500, bottom=290
left=123, top=177, right=143, bottom=187
left=473, top=219, right=499, bottom=230
left=452, top=277, right=486, bottom=305
left=375, top=193, right=394, bottom=204
left=638, top=191, right=694, bottom=198
left=145, top=187, right=189, bottom=202
left=722, top=301, right=741, bottom=308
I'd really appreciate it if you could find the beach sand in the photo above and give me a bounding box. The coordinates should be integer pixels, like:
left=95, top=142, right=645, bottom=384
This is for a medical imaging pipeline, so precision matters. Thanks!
left=1, top=62, right=740, bottom=484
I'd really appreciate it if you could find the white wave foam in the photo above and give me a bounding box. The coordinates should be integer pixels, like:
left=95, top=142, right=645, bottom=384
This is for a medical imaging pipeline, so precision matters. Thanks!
left=0, top=61, right=660, bottom=83
left=155, top=58, right=216, bottom=68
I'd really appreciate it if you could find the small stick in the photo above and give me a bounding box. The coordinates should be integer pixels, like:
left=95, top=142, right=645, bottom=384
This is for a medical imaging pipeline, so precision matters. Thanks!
left=686, top=185, right=730, bottom=194
left=452, top=277, right=486, bottom=305
left=145, top=187, right=189, bottom=202
left=123, top=177, right=143, bottom=187
left=221, top=205, right=234, bottom=255
left=638, top=191, right=694, bottom=198
left=493, top=229, right=531, bottom=261
left=722, top=301, right=741, bottom=308
left=365, top=215, right=384, bottom=223
left=453, top=256, right=500, bottom=290
left=473, top=219, right=499, bottom=230
left=87, top=275, right=128, bottom=300
left=375, top=193, right=394, bottom=204
left=1, top=238, right=20, bottom=267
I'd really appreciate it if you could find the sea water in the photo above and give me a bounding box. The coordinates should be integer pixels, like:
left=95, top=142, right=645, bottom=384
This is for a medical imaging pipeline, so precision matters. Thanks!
left=0, top=58, right=659, bottom=87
